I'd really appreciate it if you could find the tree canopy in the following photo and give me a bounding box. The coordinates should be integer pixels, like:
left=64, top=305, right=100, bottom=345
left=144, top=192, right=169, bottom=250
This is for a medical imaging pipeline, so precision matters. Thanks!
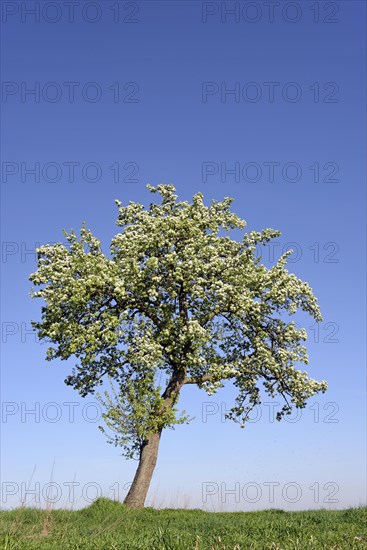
left=30, top=184, right=327, bottom=462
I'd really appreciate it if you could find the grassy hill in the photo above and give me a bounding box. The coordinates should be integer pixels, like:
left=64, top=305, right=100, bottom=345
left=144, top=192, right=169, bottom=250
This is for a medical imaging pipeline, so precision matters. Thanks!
left=1, top=498, right=366, bottom=549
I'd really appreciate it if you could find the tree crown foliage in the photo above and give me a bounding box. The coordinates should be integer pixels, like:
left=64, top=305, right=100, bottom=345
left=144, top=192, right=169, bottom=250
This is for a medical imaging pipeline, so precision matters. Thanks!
left=30, top=184, right=327, bottom=458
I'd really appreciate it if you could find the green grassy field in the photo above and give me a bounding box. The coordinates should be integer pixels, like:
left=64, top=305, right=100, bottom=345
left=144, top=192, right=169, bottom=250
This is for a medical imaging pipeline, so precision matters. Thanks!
left=0, top=498, right=366, bottom=549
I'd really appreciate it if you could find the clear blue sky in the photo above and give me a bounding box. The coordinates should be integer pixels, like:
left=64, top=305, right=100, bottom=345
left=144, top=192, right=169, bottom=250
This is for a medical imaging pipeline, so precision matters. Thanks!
left=1, top=1, right=366, bottom=511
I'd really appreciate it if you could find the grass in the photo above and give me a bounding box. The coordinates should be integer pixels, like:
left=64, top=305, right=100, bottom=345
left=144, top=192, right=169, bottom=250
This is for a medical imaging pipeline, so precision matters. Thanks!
left=0, top=498, right=366, bottom=549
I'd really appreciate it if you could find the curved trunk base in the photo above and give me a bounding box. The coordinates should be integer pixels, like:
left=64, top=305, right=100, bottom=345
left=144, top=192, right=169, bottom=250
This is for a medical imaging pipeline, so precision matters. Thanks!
left=123, top=431, right=161, bottom=508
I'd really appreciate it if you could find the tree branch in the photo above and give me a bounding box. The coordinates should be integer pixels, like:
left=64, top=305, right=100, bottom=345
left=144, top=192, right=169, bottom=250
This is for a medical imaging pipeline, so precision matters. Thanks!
left=95, top=359, right=129, bottom=382
left=183, top=374, right=214, bottom=385
left=183, top=369, right=255, bottom=385
left=132, top=298, right=163, bottom=330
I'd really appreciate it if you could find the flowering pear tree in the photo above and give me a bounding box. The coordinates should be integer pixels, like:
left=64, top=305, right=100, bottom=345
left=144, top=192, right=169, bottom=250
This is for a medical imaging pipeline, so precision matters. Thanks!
left=30, top=184, right=327, bottom=508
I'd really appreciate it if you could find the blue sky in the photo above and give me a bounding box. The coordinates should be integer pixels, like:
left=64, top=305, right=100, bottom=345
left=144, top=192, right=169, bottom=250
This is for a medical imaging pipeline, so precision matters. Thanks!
left=1, top=0, right=366, bottom=511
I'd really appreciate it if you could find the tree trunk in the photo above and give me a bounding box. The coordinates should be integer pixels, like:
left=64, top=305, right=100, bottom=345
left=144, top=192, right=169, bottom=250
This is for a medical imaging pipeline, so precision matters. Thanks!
left=124, top=369, right=186, bottom=508
left=123, top=430, right=162, bottom=508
